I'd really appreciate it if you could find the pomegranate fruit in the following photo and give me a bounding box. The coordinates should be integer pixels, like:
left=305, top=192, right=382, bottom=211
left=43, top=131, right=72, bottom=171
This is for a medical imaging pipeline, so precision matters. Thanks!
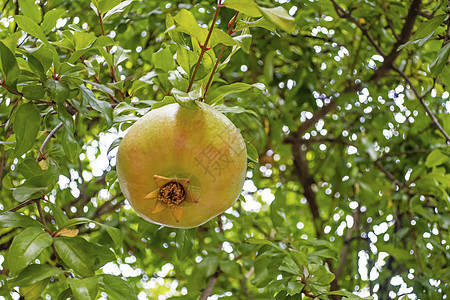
left=116, top=102, right=247, bottom=228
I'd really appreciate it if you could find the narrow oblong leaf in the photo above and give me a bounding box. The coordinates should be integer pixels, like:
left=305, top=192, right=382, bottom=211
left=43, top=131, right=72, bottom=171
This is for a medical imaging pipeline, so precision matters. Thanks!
left=61, top=217, right=123, bottom=249
left=224, top=0, right=262, bottom=17
left=42, top=9, right=65, bottom=34
left=80, top=85, right=113, bottom=126
left=53, top=236, right=96, bottom=277
left=430, top=43, right=450, bottom=76
left=258, top=6, right=296, bottom=33
left=13, top=102, right=41, bottom=156
left=10, top=264, right=65, bottom=287
left=425, top=149, right=449, bottom=167
left=68, top=277, right=99, bottom=300
left=101, top=275, right=137, bottom=300
left=7, top=227, right=53, bottom=276
left=0, top=41, right=20, bottom=89
left=0, top=212, right=44, bottom=229
left=207, top=82, right=265, bottom=105
left=411, top=14, right=447, bottom=40
left=19, top=0, right=42, bottom=23
left=14, top=15, right=49, bottom=45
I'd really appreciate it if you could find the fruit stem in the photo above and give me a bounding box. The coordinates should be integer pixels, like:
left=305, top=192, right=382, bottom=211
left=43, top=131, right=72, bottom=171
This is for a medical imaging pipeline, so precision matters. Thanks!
left=186, top=0, right=223, bottom=93
left=203, top=11, right=239, bottom=100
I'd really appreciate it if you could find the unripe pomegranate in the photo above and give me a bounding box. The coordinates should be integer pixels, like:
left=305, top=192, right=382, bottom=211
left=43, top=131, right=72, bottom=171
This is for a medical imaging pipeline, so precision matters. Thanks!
left=116, top=102, right=247, bottom=228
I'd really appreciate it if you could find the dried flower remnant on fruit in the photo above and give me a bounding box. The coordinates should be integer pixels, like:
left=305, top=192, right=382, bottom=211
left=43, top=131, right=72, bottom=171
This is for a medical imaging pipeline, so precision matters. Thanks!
left=158, top=182, right=185, bottom=205
left=145, top=175, right=198, bottom=222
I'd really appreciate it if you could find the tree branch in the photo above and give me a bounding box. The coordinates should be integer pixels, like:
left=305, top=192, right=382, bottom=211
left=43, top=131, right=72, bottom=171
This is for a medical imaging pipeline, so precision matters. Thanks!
left=291, top=143, right=323, bottom=238
left=335, top=209, right=360, bottom=281
left=6, top=198, right=40, bottom=212
left=392, top=66, right=450, bottom=143
left=329, top=0, right=386, bottom=57
left=187, top=1, right=223, bottom=93
left=371, top=0, right=422, bottom=81
left=37, top=122, right=64, bottom=162
left=199, top=271, right=220, bottom=300
left=203, top=11, right=239, bottom=99
left=35, top=198, right=47, bottom=227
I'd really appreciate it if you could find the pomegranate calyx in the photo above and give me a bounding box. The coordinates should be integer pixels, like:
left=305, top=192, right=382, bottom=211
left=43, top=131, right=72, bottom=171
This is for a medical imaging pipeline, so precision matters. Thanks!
left=145, top=175, right=198, bottom=222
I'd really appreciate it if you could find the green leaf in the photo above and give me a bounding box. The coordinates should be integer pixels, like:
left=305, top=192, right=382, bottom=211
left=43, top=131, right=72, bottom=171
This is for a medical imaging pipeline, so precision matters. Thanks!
left=92, top=243, right=116, bottom=268
left=47, top=202, right=69, bottom=229
left=80, top=85, right=113, bottom=126
left=411, top=14, right=447, bottom=40
left=42, top=9, right=65, bottom=34
left=219, top=260, right=240, bottom=275
left=377, top=244, right=412, bottom=262
left=12, top=186, right=46, bottom=202
left=258, top=6, right=296, bottom=34
left=107, top=137, right=122, bottom=154
left=103, top=0, right=133, bottom=20
left=245, top=140, right=259, bottom=163
left=60, top=217, right=123, bottom=249
left=10, top=264, right=65, bottom=287
left=215, top=104, right=258, bottom=117
left=7, top=227, right=53, bottom=276
left=236, top=17, right=278, bottom=32
left=22, top=84, right=46, bottom=100
left=20, top=278, right=49, bottom=300
left=14, top=15, right=49, bottom=45
left=224, top=0, right=262, bottom=17
left=1, top=31, right=22, bottom=53
left=233, top=34, right=252, bottom=54
left=45, top=79, right=70, bottom=103
left=151, top=96, right=176, bottom=110
left=98, top=0, right=122, bottom=14
left=0, top=212, right=44, bottom=229
left=68, top=277, right=99, bottom=300
left=430, top=43, right=450, bottom=76
left=279, top=256, right=301, bottom=275
left=19, top=0, right=42, bottom=23
left=74, top=31, right=96, bottom=50
left=176, top=46, right=197, bottom=78
left=61, top=127, right=79, bottom=162
left=17, top=159, right=46, bottom=178
left=14, top=15, right=59, bottom=71
left=101, top=275, right=137, bottom=300
left=56, top=103, right=75, bottom=133
left=197, top=255, right=219, bottom=277
left=207, top=82, right=265, bottom=105
left=13, top=102, right=40, bottom=156
left=53, top=236, right=96, bottom=277
left=81, top=79, right=115, bottom=96
left=171, top=10, right=236, bottom=48
left=176, top=229, right=195, bottom=260
left=0, top=41, right=20, bottom=90
left=425, top=149, right=449, bottom=167
left=154, top=47, right=175, bottom=73
left=286, top=281, right=304, bottom=296
left=171, top=88, right=200, bottom=109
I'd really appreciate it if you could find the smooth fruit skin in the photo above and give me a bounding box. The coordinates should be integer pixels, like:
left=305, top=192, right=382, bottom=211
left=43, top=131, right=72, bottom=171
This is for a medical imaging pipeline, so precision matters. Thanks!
left=116, top=102, right=247, bottom=228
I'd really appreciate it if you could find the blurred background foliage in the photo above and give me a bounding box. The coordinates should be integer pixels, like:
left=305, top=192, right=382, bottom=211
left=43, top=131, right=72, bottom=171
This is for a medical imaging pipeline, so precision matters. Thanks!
left=0, top=0, right=449, bottom=299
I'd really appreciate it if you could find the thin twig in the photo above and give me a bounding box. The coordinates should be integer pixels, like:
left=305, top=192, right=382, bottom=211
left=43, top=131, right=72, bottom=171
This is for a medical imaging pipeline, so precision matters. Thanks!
left=36, top=199, right=47, bottom=227
left=6, top=198, right=40, bottom=212
left=187, top=1, right=223, bottom=93
left=370, top=0, right=422, bottom=81
left=37, top=122, right=64, bottom=162
left=203, top=11, right=239, bottom=99
left=199, top=271, right=220, bottom=300
left=329, top=0, right=385, bottom=57
left=392, top=66, right=450, bottom=143
left=98, top=12, right=106, bottom=36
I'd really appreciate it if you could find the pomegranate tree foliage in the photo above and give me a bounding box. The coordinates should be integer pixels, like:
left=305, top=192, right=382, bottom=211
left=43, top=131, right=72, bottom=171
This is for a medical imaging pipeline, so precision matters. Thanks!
left=0, top=0, right=449, bottom=299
